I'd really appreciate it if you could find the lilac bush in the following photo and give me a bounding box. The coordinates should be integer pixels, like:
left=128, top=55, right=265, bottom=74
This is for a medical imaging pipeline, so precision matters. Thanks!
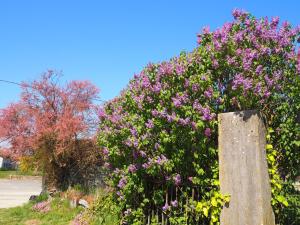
left=98, top=9, right=300, bottom=224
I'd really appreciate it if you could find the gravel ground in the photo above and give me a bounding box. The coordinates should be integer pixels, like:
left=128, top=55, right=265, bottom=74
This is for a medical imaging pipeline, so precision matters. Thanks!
left=0, top=178, right=42, bottom=208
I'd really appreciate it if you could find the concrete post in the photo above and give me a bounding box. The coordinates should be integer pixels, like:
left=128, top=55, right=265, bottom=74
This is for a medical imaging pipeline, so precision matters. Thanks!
left=218, top=110, right=275, bottom=225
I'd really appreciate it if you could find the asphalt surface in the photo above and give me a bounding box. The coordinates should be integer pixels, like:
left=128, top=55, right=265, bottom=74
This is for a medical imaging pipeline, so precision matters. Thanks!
left=0, top=178, right=42, bottom=208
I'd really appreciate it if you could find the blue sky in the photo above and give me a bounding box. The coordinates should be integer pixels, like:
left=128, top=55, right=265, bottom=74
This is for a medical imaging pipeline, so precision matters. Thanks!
left=0, top=1, right=299, bottom=108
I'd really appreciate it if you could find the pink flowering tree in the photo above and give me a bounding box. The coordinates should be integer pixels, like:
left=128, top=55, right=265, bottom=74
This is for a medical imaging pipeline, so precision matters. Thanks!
left=0, top=71, right=100, bottom=190
left=98, top=10, right=300, bottom=224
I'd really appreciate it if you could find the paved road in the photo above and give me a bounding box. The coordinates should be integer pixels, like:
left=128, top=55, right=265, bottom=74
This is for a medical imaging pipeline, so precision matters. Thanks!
left=0, top=178, right=42, bottom=208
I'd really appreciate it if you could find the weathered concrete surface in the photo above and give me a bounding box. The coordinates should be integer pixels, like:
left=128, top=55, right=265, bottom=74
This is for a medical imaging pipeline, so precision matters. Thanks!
left=0, top=178, right=42, bottom=208
left=219, top=110, right=275, bottom=225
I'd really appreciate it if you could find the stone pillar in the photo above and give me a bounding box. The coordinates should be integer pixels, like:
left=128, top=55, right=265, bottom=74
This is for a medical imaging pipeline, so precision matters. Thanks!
left=218, top=110, right=275, bottom=225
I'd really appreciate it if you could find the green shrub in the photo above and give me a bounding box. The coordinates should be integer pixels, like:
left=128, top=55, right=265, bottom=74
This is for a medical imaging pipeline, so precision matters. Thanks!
left=98, top=9, right=300, bottom=224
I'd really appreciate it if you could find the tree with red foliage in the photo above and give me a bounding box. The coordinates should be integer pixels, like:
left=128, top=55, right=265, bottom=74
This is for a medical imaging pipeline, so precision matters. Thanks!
left=0, top=71, right=100, bottom=190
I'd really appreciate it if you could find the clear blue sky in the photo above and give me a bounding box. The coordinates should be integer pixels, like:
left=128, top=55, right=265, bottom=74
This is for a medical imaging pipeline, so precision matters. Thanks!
left=0, top=1, right=299, bottom=108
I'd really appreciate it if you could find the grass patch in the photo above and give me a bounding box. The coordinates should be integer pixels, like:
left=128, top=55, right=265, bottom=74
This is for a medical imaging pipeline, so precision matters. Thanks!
left=0, top=197, right=82, bottom=225
left=0, top=169, right=41, bottom=179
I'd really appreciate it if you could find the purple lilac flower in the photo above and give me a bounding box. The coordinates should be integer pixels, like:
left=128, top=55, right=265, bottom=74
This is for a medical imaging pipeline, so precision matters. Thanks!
left=118, top=177, right=127, bottom=189
left=243, top=78, right=253, bottom=91
left=204, top=87, right=213, bottom=99
left=264, top=75, right=274, bottom=87
left=171, top=200, right=178, bottom=208
left=142, top=162, right=151, bottom=169
left=133, top=140, right=138, bottom=148
left=254, top=82, right=262, bottom=94
left=232, top=73, right=244, bottom=90
left=264, top=90, right=271, bottom=98
left=178, top=117, right=190, bottom=126
left=98, top=108, right=106, bottom=118
left=125, top=139, right=132, bottom=147
left=158, top=62, right=173, bottom=76
left=128, top=164, right=137, bottom=173
left=146, top=119, right=154, bottom=129
left=116, top=191, right=124, bottom=200
left=204, top=128, right=212, bottom=137
left=130, top=128, right=138, bottom=136
left=141, top=75, right=151, bottom=89
left=146, top=96, right=154, bottom=103
left=102, top=147, right=109, bottom=155
left=255, top=65, right=263, bottom=75
left=192, top=83, right=199, bottom=92
left=156, top=155, right=168, bottom=165
left=184, top=79, right=190, bottom=88
left=151, top=109, right=159, bottom=117
left=175, top=64, right=185, bottom=75
left=232, top=9, right=248, bottom=19
left=139, top=151, right=147, bottom=158
left=201, top=107, right=214, bottom=121
left=153, top=82, right=162, bottom=93
left=162, top=203, right=170, bottom=211
left=193, top=100, right=202, bottom=111
left=271, top=16, right=280, bottom=29
left=174, top=174, right=181, bottom=186
left=172, top=93, right=188, bottom=108
left=212, top=59, right=219, bottom=68
left=202, top=26, right=210, bottom=35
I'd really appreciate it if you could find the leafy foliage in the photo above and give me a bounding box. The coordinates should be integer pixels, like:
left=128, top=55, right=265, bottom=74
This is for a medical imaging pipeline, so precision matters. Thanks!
left=0, top=72, right=100, bottom=190
left=98, top=9, right=300, bottom=224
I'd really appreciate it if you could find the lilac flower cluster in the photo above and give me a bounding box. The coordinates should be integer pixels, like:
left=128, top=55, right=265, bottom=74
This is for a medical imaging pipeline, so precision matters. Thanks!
left=32, top=200, right=51, bottom=213
left=142, top=154, right=168, bottom=169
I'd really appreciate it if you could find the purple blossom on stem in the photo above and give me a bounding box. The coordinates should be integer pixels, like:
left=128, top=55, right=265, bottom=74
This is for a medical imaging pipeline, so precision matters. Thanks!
left=193, top=100, right=202, bottom=111
left=254, top=82, right=262, bottom=94
left=202, top=26, right=210, bottom=35
left=139, top=151, right=147, bottom=158
left=153, top=82, right=162, bottom=93
left=102, top=147, right=109, bottom=155
left=98, top=108, right=106, bottom=118
left=171, top=200, right=178, bottom=208
left=204, top=128, right=212, bottom=137
left=204, top=87, right=213, bottom=99
left=158, top=62, right=173, bottom=76
left=192, top=83, right=199, bottom=92
left=128, top=164, right=137, bottom=173
left=162, top=203, right=170, bottom=211
left=173, top=174, right=181, bottom=186
left=151, top=109, right=159, bottom=117
left=232, top=9, right=248, bottom=19
left=146, top=119, right=154, bottom=129
left=255, top=65, right=263, bottom=75
left=118, top=177, right=127, bottom=189
left=175, top=64, right=185, bottom=75
left=264, top=75, right=274, bottom=87
left=201, top=107, right=214, bottom=121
